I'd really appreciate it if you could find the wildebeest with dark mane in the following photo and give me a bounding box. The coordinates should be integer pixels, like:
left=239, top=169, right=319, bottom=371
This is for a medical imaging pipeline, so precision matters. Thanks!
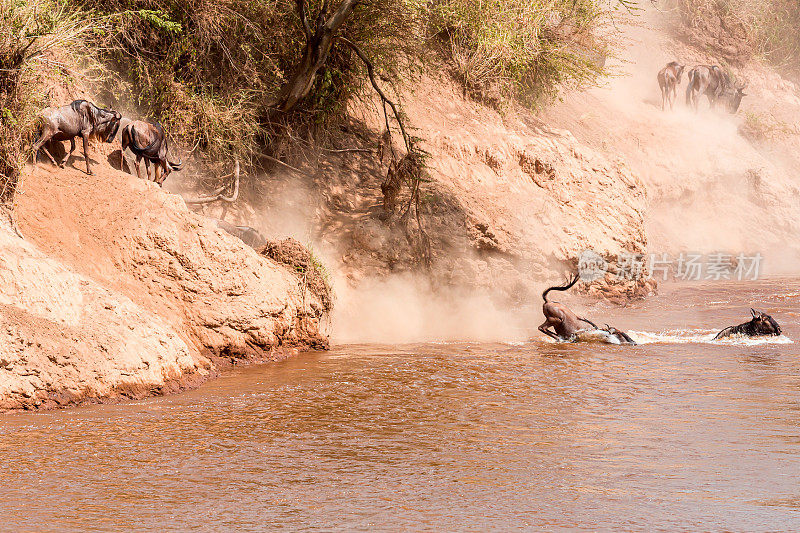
left=539, top=274, right=599, bottom=341
left=685, top=65, right=728, bottom=111
left=603, top=324, right=637, bottom=345
left=718, top=81, right=748, bottom=114
left=657, top=61, right=685, bottom=111
left=121, top=120, right=183, bottom=186
left=31, top=100, right=122, bottom=175
left=685, top=65, right=747, bottom=113
left=713, top=309, right=781, bottom=340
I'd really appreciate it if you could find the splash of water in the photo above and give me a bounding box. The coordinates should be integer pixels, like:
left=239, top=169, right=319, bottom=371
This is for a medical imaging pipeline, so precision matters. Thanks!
left=629, top=329, right=793, bottom=346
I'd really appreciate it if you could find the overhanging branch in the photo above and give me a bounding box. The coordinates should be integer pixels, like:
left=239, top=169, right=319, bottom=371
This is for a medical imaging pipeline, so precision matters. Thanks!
left=183, top=160, right=240, bottom=205
left=338, top=36, right=412, bottom=152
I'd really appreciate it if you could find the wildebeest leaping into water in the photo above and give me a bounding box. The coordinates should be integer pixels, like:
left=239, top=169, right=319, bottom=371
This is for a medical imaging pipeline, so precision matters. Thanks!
left=713, top=309, right=781, bottom=340
left=539, top=274, right=600, bottom=341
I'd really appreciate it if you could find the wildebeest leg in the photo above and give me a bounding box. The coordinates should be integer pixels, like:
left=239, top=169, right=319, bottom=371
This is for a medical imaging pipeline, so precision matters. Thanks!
left=144, top=158, right=153, bottom=181
left=661, top=87, right=666, bottom=111
left=134, top=154, right=144, bottom=180
left=81, top=133, right=93, bottom=175
left=538, top=319, right=561, bottom=341
left=61, top=138, right=76, bottom=168
left=31, top=129, right=58, bottom=167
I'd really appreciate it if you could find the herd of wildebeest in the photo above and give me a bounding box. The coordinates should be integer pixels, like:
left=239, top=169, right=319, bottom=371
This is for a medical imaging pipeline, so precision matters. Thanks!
left=658, top=61, right=748, bottom=113
left=30, top=99, right=267, bottom=247
left=31, top=99, right=181, bottom=184
left=28, top=63, right=748, bottom=189
left=30, top=73, right=779, bottom=346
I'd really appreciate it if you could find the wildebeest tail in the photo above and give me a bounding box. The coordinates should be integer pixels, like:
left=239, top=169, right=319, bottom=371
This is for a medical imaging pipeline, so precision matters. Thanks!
left=542, top=273, right=580, bottom=303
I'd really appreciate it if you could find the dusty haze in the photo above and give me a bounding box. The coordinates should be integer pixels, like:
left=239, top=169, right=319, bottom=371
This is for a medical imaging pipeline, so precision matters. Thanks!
left=234, top=4, right=800, bottom=345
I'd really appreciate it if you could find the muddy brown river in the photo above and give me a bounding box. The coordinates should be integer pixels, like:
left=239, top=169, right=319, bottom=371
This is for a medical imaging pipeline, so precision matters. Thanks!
left=1, top=280, right=800, bottom=531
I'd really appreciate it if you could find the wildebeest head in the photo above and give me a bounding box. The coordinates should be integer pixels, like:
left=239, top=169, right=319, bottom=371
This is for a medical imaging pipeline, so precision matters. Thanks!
left=750, top=308, right=781, bottom=336
left=725, top=82, right=747, bottom=114
left=675, top=64, right=686, bottom=83
left=94, top=108, right=122, bottom=143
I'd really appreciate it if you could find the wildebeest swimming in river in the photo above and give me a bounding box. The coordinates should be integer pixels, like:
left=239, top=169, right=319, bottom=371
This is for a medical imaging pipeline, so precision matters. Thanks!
left=539, top=274, right=600, bottom=342
left=713, top=309, right=781, bottom=340
left=32, top=100, right=122, bottom=175
left=603, top=324, right=637, bottom=345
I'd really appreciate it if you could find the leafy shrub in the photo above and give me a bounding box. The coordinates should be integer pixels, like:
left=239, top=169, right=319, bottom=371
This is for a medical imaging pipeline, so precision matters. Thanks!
left=427, top=0, right=632, bottom=107
left=78, top=0, right=420, bottom=168
left=0, top=0, right=90, bottom=205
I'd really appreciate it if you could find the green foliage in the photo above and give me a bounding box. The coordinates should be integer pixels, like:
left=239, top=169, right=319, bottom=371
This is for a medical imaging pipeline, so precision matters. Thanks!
left=78, top=0, right=422, bottom=168
left=427, top=0, right=631, bottom=107
left=0, top=0, right=635, bottom=190
left=0, top=0, right=91, bottom=205
left=74, top=0, right=631, bottom=168
left=134, top=9, right=182, bottom=35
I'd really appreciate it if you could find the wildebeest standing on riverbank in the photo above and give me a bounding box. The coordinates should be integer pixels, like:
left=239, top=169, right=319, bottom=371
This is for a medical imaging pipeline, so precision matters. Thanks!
left=713, top=309, right=781, bottom=339
left=31, top=100, right=122, bottom=175
left=658, top=61, right=685, bottom=111
left=121, top=120, right=183, bottom=186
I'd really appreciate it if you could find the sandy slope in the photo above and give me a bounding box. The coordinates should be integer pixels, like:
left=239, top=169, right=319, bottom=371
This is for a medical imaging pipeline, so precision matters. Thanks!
left=0, top=154, right=328, bottom=409
left=0, top=218, right=205, bottom=410
left=541, top=6, right=800, bottom=274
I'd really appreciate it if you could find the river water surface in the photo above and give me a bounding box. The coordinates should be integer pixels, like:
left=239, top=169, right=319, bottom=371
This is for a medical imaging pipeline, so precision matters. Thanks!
left=2, top=280, right=800, bottom=531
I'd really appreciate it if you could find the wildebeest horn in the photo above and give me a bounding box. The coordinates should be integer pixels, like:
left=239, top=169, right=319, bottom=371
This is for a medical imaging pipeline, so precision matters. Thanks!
left=105, top=119, right=121, bottom=143
left=751, top=308, right=758, bottom=317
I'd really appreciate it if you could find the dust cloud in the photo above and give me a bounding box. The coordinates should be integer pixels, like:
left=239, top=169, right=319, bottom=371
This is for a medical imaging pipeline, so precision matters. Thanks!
left=329, top=273, right=538, bottom=345
left=542, top=3, right=800, bottom=276
left=233, top=3, right=800, bottom=346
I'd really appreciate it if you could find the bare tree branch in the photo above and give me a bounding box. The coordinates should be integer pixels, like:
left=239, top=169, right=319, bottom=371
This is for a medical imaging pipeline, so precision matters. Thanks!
left=183, top=160, right=240, bottom=204
left=262, top=154, right=313, bottom=177
left=338, top=36, right=411, bottom=151
left=296, top=0, right=312, bottom=39
left=273, top=0, right=361, bottom=112
left=324, top=0, right=357, bottom=32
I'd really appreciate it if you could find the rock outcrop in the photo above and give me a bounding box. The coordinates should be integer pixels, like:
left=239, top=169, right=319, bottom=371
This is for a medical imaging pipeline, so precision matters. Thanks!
left=0, top=219, right=204, bottom=410
left=0, top=160, right=329, bottom=410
